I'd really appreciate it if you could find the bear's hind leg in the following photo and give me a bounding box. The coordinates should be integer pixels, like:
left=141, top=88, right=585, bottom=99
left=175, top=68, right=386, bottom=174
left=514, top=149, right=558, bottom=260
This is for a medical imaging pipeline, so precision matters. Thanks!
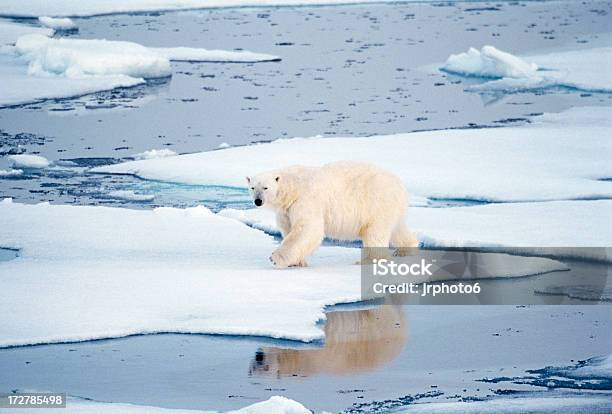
left=391, top=222, right=419, bottom=257
left=358, top=223, right=393, bottom=264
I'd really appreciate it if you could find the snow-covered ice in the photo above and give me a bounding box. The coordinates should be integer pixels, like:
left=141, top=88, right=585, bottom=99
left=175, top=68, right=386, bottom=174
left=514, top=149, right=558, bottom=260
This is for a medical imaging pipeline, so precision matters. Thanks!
left=397, top=393, right=612, bottom=414
left=0, top=26, right=144, bottom=107
left=14, top=34, right=279, bottom=79
left=2, top=0, right=484, bottom=18
left=7, top=154, right=50, bottom=169
left=93, top=106, right=612, bottom=203
left=38, top=16, right=77, bottom=31
left=550, top=355, right=612, bottom=381
left=0, top=395, right=310, bottom=414
left=0, top=168, right=23, bottom=178
left=132, top=148, right=178, bottom=160
left=0, top=199, right=566, bottom=347
left=443, top=45, right=538, bottom=79
left=442, top=45, right=612, bottom=94
left=0, top=24, right=278, bottom=108
left=0, top=19, right=53, bottom=46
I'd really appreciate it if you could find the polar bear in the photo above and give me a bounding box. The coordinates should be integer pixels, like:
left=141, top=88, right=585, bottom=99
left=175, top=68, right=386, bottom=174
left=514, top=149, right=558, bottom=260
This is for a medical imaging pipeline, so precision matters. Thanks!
left=246, top=161, right=418, bottom=268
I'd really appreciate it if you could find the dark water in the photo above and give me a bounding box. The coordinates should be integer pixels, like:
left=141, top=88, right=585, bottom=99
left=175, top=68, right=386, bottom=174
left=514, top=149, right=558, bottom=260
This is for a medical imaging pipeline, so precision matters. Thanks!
left=1, top=1, right=612, bottom=208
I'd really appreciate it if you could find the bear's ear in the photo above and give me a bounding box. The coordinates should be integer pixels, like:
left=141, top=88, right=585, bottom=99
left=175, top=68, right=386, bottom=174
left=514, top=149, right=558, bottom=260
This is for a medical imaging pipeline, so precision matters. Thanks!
left=275, top=176, right=280, bottom=182
left=246, top=176, right=251, bottom=183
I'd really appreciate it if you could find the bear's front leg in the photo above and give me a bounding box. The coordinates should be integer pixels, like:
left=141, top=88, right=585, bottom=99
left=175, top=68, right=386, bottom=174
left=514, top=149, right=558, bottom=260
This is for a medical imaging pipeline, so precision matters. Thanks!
left=270, top=208, right=324, bottom=268
left=270, top=250, right=308, bottom=268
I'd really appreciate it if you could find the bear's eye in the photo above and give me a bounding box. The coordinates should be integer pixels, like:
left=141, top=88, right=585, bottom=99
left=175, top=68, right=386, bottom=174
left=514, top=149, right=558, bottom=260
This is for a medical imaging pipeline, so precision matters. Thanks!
left=264, top=187, right=268, bottom=190
left=250, top=187, right=254, bottom=190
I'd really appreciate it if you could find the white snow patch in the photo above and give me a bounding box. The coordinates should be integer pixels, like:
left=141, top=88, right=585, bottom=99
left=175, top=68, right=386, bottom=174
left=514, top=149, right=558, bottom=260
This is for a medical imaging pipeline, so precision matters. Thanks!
left=443, top=45, right=538, bottom=79
left=7, top=153, right=50, bottom=169
left=38, top=16, right=77, bottom=31
left=13, top=34, right=279, bottom=78
left=0, top=201, right=565, bottom=347
left=107, top=190, right=155, bottom=202
left=0, top=168, right=23, bottom=177
left=14, top=34, right=172, bottom=78
left=132, top=148, right=178, bottom=160
left=442, top=45, right=612, bottom=93
left=218, top=142, right=231, bottom=149
left=93, top=106, right=612, bottom=203
left=0, top=19, right=53, bottom=46
left=564, top=355, right=612, bottom=379
left=4, top=395, right=310, bottom=414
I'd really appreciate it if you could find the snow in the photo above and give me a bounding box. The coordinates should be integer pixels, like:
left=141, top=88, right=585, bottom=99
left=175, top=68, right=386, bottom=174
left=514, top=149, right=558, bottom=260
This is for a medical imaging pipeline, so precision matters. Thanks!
left=107, top=190, right=155, bottom=202
left=443, top=45, right=538, bottom=79
left=2, top=0, right=488, bottom=18
left=0, top=200, right=566, bottom=347
left=219, top=200, right=612, bottom=262
left=0, top=55, right=143, bottom=108
left=0, top=19, right=53, bottom=46
left=7, top=154, right=50, bottom=169
left=132, top=148, right=178, bottom=160
left=38, top=16, right=77, bottom=31
left=561, top=355, right=612, bottom=380
left=442, top=45, right=612, bottom=93
left=93, top=106, right=612, bottom=204
left=2, top=395, right=310, bottom=414
left=12, top=34, right=279, bottom=78
left=398, top=394, right=612, bottom=414
left=0, top=168, right=23, bottom=177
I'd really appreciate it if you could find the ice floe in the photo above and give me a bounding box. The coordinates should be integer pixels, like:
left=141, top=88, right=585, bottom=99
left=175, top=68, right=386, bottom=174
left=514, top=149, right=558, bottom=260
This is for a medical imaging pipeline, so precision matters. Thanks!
left=38, top=16, right=77, bottom=31
left=0, top=168, right=23, bottom=178
left=397, top=393, right=612, bottom=414
left=480, top=355, right=612, bottom=392
left=14, top=34, right=278, bottom=79
left=0, top=395, right=310, bottom=414
left=132, top=148, right=178, bottom=160
left=7, top=153, right=50, bottom=169
left=0, top=19, right=53, bottom=46
left=93, top=106, right=612, bottom=203
left=0, top=199, right=566, bottom=347
left=0, top=24, right=278, bottom=107
left=443, top=45, right=538, bottom=79
left=442, top=45, right=612, bottom=93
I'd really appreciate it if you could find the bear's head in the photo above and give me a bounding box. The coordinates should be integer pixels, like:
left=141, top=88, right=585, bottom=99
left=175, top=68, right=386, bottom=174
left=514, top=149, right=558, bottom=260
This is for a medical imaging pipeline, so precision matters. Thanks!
left=246, top=172, right=281, bottom=208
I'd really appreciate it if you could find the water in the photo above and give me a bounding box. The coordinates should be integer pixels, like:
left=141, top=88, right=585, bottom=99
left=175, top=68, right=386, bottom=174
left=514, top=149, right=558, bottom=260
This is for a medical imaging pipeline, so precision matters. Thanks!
left=1, top=1, right=612, bottom=208
left=1, top=303, right=609, bottom=412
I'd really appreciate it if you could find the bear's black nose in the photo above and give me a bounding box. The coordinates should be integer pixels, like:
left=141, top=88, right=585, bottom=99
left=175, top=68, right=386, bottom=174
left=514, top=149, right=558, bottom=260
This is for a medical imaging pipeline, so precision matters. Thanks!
left=254, top=198, right=263, bottom=207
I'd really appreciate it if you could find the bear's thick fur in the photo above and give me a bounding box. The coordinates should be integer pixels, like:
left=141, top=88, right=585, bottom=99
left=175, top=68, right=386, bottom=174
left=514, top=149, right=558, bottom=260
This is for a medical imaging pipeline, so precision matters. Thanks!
left=247, top=161, right=417, bottom=267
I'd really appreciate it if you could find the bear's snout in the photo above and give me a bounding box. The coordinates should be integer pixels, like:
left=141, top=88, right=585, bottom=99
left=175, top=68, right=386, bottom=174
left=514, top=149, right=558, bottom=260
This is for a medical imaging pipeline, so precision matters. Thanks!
left=254, top=198, right=263, bottom=207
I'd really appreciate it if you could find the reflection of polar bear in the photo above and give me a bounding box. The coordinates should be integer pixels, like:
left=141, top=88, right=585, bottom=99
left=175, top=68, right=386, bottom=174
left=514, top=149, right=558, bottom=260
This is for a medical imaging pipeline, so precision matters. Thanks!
left=247, top=161, right=417, bottom=267
left=249, top=306, right=407, bottom=376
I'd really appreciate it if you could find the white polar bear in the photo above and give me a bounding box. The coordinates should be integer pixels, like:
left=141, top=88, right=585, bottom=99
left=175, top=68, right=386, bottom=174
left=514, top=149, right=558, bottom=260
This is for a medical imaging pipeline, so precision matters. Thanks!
left=246, top=161, right=418, bottom=268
